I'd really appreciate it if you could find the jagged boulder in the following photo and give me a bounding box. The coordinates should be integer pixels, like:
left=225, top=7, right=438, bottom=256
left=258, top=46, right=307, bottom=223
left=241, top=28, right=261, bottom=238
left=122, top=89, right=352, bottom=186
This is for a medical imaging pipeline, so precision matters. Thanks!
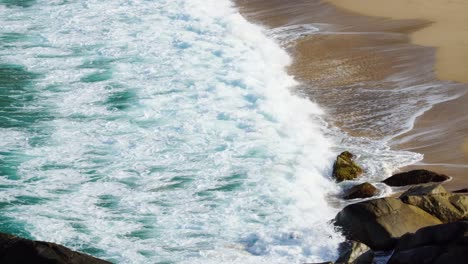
left=0, top=233, right=110, bottom=264
left=388, top=221, right=468, bottom=264
left=401, top=193, right=468, bottom=223
left=382, top=170, right=449, bottom=187
left=335, top=240, right=373, bottom=264
left=335, top=197, right=442, bottom=250
left=332, top=151, right=363, bottom=182
left=343, top=182, right=378, bottom=200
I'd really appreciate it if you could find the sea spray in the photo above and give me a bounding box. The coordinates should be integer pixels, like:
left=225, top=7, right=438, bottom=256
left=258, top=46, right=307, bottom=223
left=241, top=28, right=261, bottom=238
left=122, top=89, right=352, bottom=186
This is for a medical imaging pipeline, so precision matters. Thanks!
left=0, top=0, right=343, bottom=263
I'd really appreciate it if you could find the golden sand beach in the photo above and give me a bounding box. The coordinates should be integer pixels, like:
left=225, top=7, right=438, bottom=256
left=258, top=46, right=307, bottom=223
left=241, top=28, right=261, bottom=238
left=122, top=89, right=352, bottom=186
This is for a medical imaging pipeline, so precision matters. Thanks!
left=235, top=0, right=468, bottom=189
left=328, top=0, right=468, bottom=83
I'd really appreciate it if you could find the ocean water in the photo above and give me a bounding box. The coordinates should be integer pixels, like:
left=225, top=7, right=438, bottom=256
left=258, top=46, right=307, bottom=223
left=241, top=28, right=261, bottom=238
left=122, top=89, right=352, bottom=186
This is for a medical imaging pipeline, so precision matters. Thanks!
left=0, top=0, right=345, bottom=263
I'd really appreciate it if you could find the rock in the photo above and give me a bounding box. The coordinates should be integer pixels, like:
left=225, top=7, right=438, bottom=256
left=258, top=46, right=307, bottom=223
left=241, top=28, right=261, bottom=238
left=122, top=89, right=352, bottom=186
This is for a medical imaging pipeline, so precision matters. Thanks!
left=399, top=184, right=447, bottom=199
left=336, top=240, right=372, bottom=264
left=0, top=233, right=111, bottom=264
left=344, top=183, right=378, bottom=200
left=388, top=245, right=444, bottom=264
left=382, top=170, right=449, bottom=187
left=453, top=188, right=468, bottom=194
left=401, top=193, right=468, bottom=223
left=394, top=221, right=468, bottom=252
left=388, top=221, right=468, bottom=264
left=353, top=250, right=374, bottom=264
left=334, top=197, right=442, bottom=250
left=332, top=151, right=363, bottom=182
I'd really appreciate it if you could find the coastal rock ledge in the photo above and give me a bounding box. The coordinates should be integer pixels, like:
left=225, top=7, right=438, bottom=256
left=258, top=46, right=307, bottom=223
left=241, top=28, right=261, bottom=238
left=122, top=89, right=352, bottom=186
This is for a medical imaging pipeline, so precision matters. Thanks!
left=0, top=233, right=110, bottom=264
left=334, top=197, right=442, bottom=250
left=389, top=221, right=468, bottom=264
left=328, top=183, right=468, bottom=264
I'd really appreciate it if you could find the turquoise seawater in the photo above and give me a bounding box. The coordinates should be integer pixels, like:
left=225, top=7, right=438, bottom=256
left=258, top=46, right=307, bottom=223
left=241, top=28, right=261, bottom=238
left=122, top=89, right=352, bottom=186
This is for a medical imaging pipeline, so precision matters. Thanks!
left=0, top=0, right=344, bottom=263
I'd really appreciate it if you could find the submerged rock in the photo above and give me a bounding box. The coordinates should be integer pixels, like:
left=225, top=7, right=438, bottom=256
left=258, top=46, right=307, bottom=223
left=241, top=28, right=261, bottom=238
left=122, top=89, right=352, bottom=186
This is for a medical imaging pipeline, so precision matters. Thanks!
left=334, top=197, right=442, bottom=250
left=0, top=233, right=111, bottom=264
left=388, top=221, right=468, bottom=264
left=335, top=240, right=373, bottom=264
left=382, top=169, right=449, bottom=187
left=332, top=151, right=363, bottom=182
left=343, top=182, right=378, bottom=200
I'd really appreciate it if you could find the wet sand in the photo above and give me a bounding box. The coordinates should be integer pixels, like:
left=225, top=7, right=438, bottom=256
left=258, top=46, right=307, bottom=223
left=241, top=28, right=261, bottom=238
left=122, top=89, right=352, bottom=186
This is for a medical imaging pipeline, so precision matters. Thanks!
left=393, top=92, right=468, bottom=189
left=327, top=0, right=468, bottom=189
left=234, top=0, right=468, bottom=189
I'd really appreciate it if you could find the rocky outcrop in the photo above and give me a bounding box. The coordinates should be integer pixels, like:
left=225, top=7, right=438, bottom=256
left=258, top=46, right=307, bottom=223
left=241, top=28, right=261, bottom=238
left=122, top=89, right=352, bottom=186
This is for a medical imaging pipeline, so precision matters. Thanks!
left=334, top=197, right=442, bottom=250
left=327, top=153, right=468, bottom=263
left=401, top=192, right=468, bottom=223
left=332, top=151, right=363, bottom=182
left=343, top=183, right=378, bottom=200
left=0, top=233, right=111, bottom=264
left=399, top=183, right=447, bottom=199
left=382, top=170, right=449, bottom=187
left=388, top=221, right=468, bottom=264
left=335, top=241, right=373, bottom=264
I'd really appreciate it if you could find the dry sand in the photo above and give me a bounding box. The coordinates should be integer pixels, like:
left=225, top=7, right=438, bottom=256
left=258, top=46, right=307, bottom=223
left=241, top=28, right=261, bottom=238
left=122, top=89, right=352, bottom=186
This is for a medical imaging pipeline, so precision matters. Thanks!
left=235, top=0, right=468, bottom=189
left=328, top=0, right=468, bottom=83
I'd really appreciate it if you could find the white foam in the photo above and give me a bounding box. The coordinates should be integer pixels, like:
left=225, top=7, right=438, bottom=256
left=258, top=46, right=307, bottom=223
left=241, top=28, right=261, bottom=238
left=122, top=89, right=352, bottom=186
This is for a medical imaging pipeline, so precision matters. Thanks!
left=0, top=0, right=343, bottom=263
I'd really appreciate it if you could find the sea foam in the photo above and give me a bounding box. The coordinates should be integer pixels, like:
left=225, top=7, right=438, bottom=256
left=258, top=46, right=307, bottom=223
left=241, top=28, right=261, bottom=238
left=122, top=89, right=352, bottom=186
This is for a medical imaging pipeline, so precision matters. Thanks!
left=0, top=0, right=342, bottom=263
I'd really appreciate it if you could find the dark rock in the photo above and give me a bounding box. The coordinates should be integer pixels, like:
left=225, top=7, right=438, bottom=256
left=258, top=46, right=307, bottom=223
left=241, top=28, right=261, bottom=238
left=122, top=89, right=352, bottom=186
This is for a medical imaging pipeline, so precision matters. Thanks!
left=344, top=182, right=378, bottom=200
left=453, top=188, right=468, bottom=194
left=388, top=245, right=444, bottom=264
left=353, top=250, right=374, bottom=264
left=399, top=184, right=447, bottom=199
left=388, top=221, right=468, bottom=264
left=0, top=233, right=111, bottom=264
left=433, top=245, right=468, bottom=264
left=401, top=193, right=468, bottom=223
left=334, top=197, right=442, bottom=250
left=382, top=170, right=449, bottom=187
left=394, top=221, right=468, bottom=251
left=336, top=240, right=372, bottom=264
left=332, top=151, right=363, bottom=182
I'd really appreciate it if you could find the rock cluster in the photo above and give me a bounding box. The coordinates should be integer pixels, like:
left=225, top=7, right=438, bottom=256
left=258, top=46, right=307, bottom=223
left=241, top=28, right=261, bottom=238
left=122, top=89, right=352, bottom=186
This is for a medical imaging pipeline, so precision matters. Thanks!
left=331, top=151, right=378, bottom=200
left=323, top=151, right=467, bottom=264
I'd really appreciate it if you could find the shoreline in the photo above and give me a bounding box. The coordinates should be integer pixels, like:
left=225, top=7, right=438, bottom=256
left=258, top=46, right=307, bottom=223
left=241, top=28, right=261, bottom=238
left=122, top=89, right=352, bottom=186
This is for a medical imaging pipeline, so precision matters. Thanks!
left=325, top=0, right=468, bottom=189
left=234, top=0, right=468, bottom=190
